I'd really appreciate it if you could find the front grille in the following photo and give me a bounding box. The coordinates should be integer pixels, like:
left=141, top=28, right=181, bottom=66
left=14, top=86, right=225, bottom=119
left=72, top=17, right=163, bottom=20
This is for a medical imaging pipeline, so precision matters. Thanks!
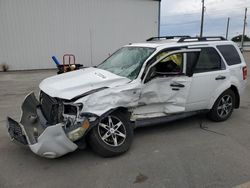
left=40, top=91, right=62, bottom=125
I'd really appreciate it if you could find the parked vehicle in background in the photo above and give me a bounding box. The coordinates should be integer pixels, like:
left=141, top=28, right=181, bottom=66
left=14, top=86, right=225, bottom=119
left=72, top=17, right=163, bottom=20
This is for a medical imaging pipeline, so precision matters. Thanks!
left=7, top=36, right=247, bottom=158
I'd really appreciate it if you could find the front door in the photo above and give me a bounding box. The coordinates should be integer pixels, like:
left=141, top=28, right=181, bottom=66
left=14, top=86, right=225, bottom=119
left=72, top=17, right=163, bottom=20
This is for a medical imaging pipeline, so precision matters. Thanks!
left=133, top=49, right=199, bottom=119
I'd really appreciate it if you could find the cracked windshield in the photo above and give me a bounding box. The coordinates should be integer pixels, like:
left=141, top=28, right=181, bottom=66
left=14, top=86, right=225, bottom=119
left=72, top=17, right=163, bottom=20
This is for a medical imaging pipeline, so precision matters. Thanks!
left=98, top=47, right=155, bottom=80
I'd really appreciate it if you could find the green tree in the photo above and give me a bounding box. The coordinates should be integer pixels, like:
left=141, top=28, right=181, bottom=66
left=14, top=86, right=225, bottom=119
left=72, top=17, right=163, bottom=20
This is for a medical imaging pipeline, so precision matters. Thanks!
left=231, top=35, right=250, bottom=42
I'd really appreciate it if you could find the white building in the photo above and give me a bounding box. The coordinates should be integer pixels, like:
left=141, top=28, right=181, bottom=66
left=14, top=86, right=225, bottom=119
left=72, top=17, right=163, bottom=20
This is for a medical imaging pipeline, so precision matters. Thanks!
left=0, top=0, right=161, bottom=70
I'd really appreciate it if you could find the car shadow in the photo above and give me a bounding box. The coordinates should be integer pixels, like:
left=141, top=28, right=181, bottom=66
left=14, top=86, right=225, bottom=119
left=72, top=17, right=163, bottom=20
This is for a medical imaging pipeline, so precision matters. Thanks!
left=11, top=113, right=217, bottom=163
left=57, top=113, right=212, bottom=160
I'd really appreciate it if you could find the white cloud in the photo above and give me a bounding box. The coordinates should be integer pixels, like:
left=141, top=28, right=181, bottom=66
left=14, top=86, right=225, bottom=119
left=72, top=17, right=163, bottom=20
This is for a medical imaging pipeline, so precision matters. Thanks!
left=161, top=0, right=249, bottom=16
left=160, top=0, right=250, bottom=38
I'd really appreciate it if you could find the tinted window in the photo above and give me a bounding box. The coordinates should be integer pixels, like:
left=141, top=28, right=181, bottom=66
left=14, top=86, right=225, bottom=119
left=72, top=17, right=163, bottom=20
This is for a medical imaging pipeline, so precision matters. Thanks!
left=186, top=52, right=200, bottom=76
left=194, top=47, right=222, bottom=73
left=217, top=45, right=241, bottom=65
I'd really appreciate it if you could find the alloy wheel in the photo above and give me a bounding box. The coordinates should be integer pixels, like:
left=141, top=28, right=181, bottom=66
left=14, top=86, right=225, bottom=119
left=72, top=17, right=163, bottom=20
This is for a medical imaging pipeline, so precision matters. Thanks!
left=98, top=115, right=126, bottom=147
left=217, top=95, right=233, bottom=118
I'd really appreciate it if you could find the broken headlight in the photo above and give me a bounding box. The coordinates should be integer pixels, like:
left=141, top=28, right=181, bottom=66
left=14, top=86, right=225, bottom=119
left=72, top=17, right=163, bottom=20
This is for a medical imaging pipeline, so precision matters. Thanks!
left=63, top=103, right=83, bottom=116
left=64, top=105, right=77, bottom=115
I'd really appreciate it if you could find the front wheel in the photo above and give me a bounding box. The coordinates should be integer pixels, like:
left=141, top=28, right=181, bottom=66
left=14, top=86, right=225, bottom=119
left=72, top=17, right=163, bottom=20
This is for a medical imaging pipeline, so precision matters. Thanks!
left=88, top=111, right=133, bottom=157
left=208, top=89, right=235, bottom=122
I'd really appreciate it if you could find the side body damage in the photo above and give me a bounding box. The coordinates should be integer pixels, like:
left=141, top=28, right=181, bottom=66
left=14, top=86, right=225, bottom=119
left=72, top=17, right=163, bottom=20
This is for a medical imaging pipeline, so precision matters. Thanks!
left=6, top=38, right=247, bottom=158
left=6, top=69, right=189, bottom=158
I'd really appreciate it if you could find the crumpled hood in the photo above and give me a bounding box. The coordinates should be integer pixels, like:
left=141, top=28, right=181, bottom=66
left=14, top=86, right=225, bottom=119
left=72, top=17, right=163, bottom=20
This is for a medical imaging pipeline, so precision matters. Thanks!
left=39, top=67, right=131, bottom=100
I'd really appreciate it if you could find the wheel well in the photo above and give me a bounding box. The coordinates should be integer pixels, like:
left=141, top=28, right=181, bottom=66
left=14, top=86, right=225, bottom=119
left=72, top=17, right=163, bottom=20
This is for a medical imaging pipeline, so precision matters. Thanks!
left=115, top=107, right=129, bottom=114
left=230, top=85, right=240, bottom=108
left=100, top=107, right=130, bottom=120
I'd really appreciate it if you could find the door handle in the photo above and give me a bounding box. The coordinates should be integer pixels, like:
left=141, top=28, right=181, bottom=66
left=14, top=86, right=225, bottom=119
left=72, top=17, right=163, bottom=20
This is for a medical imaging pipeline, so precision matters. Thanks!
left=172, top=88, right=180, bottom=91
left=170, top=82, right=185, bottom=88
left=138, top=102, right=146, bottom=106
left=215, top=75, right=226, bottom=80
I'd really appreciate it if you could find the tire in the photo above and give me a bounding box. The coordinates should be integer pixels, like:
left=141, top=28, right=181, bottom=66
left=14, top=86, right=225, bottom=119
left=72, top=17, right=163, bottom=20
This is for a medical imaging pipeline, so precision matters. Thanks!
left=88, top=111, right=133, bottom=157
left=208, top=89, right=235, bottom=122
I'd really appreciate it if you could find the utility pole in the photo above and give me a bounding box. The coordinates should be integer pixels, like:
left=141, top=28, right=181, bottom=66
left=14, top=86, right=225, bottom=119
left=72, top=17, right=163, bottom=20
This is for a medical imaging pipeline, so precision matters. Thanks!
left=241, top=8, right=247, bottom=49
left=200, top=0, right=205, bottom=37
left=226, top=17, right=230, bottom=39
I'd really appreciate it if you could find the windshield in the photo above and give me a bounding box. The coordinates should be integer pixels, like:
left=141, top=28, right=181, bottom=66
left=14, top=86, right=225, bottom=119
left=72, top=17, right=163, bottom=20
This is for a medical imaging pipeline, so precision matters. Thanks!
left=98, top=47, right=155, bottom=80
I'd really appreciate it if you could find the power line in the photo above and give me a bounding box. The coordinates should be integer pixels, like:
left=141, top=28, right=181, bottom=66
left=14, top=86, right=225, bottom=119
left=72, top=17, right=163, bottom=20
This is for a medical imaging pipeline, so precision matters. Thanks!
left=161, top=6, right=250, bottom=18
left=161, top=20, right=200, bottom=26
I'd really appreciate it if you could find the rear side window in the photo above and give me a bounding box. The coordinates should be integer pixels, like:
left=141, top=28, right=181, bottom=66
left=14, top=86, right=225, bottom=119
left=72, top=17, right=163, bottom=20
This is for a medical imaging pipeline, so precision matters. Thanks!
left=217, top=45, right=241, bottom=65
left=194, top=47, right=222, bottom=73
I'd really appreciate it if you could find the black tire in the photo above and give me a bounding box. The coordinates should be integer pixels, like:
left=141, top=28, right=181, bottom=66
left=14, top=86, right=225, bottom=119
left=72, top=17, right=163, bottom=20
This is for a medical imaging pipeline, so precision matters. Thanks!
left=88, top=111, right=133, bottom=157
left=208, top=89, right=235, bottom=122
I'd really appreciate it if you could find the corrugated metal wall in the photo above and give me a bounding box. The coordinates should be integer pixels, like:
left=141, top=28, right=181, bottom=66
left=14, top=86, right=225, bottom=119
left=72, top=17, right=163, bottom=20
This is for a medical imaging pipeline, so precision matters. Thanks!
left=0, top=0, right=159, bottom=70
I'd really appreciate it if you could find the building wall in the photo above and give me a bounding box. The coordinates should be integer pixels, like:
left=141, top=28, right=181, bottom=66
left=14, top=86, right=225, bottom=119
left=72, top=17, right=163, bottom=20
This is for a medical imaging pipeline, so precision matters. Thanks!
left=0, top=0, right=159, bottom=70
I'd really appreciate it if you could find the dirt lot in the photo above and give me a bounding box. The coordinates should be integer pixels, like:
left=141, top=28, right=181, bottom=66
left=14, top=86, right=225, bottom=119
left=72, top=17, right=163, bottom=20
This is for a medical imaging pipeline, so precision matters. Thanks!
left=0, top=52, right=250, bottom=188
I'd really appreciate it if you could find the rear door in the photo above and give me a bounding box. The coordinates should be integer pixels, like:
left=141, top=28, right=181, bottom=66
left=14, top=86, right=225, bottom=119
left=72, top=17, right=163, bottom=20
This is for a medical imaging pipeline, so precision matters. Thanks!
left=186, top=47, right=230, bottom=111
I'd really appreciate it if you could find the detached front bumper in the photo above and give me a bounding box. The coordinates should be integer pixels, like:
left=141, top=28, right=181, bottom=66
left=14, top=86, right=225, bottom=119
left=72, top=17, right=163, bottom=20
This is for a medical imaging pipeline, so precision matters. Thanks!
left=6, top=92, right=86, bottom=158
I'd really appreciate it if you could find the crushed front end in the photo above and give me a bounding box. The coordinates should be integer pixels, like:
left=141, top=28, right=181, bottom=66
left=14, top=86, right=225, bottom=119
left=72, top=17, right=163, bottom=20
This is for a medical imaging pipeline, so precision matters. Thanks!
left=6, top=91, right=93, bottom=158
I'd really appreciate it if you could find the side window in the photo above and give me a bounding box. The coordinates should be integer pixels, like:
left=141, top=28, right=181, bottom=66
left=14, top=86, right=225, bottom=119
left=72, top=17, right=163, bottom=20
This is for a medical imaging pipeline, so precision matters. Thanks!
left=141, top=48, right=182, bottom=80
left=194, top=47, right=222, bottom=73
left=217, top=45, right=241, bottom=65
left=155, top=53, right=183, bottom=74
left=145, top=52, right=184, bottom=82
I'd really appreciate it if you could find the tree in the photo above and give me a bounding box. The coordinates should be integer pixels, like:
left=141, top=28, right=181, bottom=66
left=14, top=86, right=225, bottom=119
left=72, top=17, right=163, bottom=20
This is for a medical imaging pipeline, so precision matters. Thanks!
left=231, top=35, right=250, bottom=42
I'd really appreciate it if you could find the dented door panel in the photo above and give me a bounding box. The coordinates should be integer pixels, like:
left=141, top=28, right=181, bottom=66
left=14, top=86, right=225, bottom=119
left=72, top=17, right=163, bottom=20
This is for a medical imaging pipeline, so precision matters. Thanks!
left=134, top=76, right=192, bottom=116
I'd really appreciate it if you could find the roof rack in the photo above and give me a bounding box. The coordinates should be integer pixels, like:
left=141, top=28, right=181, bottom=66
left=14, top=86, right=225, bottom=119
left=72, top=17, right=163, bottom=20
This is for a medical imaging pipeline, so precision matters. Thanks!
left=178, top=36, right=226, bottom=43
left=146, top=35, right=191, bottom=42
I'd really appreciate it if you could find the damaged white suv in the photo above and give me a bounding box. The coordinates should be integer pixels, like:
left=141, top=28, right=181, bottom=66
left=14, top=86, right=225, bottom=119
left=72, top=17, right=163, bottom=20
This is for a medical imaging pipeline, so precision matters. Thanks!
left=7, top=36, right=247, bottom=158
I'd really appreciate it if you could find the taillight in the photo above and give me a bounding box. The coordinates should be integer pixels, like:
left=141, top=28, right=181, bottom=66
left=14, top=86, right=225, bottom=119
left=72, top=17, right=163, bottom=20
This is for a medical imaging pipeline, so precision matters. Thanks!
left=243, top=66, right=247, bottom=80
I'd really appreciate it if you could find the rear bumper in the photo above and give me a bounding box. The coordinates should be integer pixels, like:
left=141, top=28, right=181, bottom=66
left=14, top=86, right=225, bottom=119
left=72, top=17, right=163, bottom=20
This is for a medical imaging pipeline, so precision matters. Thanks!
left=6, top=92, right=80, bottom=158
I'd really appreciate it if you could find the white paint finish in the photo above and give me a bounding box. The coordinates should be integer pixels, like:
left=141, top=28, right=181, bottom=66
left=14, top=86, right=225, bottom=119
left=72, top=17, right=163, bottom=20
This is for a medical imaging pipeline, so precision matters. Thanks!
left=186, top=70, right=230, bottom=111
left=29, top=123, right=78, bottom=158
left=134, top=76, right=192, bottom=115
left=185, top=43, right=245, bottom=111
left=0, top=0, right=159, bottom=70
left=8, top=38, right=249, bottom=158
left=38, top=41, right=247, bottom=119
left=39, top=49, right=194, bottom=118
left=39, top=67, right=131, bottom=100
left=76, top=80, right=142, bottom=116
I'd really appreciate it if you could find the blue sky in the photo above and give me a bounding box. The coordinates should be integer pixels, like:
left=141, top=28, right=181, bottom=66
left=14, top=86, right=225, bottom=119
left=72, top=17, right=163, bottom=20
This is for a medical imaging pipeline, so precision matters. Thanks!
left=160, top=0, right=250, bottom=39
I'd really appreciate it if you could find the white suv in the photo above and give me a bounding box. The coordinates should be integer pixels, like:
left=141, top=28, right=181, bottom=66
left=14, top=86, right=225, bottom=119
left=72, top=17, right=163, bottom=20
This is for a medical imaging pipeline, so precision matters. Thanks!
left=7, top=36, right=247, bottom=158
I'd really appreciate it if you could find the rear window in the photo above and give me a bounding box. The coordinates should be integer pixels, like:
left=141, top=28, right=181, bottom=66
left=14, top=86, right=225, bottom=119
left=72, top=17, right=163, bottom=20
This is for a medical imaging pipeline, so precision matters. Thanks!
left=217, top=45, right=241, bottom=65
left=194, top=47, right=223, bottom=73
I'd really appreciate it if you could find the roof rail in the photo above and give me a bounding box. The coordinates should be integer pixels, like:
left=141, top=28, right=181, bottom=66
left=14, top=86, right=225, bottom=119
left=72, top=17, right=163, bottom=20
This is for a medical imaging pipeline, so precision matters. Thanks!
left=146, top=35, right=191, bottom=42
left=178, top=36, right=226, bottom=43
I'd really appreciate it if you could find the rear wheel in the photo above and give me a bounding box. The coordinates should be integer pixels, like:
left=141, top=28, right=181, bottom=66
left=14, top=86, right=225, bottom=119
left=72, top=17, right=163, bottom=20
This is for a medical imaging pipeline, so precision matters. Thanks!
left=208, top=89, right=235, bottom=122
left=88, top=111, right=133, bottom=157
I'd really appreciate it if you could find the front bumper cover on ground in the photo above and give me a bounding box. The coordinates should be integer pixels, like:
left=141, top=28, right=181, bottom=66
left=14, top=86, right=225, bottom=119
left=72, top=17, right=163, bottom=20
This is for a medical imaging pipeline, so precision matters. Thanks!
left=6, top=92, right=78, bottom=158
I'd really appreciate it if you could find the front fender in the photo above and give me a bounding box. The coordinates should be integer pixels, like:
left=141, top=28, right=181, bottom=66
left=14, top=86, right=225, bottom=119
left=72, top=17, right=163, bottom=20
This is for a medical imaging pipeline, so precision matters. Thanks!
left=75, top=81, right=142, bottom=116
